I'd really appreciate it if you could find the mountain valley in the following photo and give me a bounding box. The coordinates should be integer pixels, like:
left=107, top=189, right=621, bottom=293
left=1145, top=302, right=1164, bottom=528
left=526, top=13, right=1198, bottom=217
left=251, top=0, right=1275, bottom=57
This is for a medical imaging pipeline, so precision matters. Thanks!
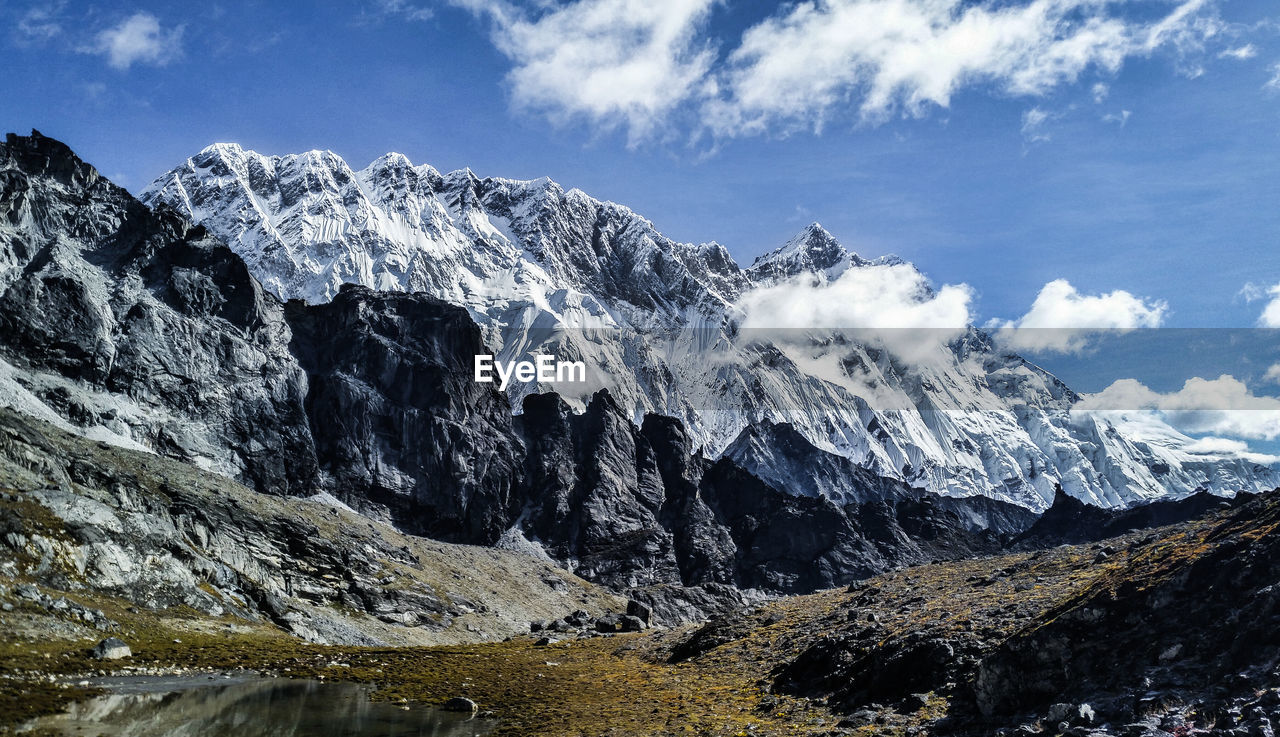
left=0, top=131, right=1278, bottom=737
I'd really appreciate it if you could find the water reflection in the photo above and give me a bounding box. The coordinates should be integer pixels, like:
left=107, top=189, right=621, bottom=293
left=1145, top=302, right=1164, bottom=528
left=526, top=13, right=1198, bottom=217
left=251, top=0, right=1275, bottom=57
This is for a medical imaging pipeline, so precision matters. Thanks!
left=23, top=676, right=497, bottom=737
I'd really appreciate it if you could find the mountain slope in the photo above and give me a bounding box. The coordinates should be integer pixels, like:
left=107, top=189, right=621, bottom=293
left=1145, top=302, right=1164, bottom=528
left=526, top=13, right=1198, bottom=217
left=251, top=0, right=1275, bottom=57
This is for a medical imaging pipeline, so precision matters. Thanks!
left=144, top=143, right=1278, bottom=510
left=0, top=132, right=1025, bottom=617
left=0, top=131, right=320, bottom=494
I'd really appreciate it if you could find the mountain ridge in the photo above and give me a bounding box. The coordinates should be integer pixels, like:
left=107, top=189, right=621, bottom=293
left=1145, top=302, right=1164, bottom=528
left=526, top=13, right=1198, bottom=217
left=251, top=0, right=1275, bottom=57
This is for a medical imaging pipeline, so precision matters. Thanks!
left=142, top=141, right=1280, bottom=512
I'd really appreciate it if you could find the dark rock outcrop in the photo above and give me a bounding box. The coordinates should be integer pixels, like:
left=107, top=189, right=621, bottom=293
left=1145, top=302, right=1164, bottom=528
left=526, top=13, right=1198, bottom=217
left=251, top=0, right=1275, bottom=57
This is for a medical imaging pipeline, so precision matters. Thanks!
left=975, top=491, right=1280, bottom=723
left=516, top=391, right=680, bottom=588
left=0, top=130, right=320, bottom=496
left=1010, top=486, right=1247, bottom=550
left=285, top=286, right=523, bottom=542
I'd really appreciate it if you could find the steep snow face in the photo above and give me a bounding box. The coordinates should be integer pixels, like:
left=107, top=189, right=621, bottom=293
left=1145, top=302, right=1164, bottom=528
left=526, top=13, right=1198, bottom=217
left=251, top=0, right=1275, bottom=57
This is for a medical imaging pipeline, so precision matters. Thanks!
left=144, top=145, right=1279, bottom=510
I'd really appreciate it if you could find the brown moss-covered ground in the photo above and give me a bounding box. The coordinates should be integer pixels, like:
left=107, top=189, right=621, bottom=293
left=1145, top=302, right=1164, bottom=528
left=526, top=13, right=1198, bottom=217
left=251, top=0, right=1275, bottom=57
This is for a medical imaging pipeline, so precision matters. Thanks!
left=0, top=499, right=1250, bottom=737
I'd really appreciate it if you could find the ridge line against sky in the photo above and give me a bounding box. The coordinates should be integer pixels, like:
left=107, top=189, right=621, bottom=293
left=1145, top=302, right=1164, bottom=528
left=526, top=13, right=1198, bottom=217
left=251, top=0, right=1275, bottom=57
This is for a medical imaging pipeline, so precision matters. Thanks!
left=3, top=0, right=1280, bottom=443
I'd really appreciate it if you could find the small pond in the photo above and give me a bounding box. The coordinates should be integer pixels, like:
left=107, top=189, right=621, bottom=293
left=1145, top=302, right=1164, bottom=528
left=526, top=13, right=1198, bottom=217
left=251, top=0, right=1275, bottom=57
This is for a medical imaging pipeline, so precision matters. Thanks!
left=21, top=675, right=498, bottom=737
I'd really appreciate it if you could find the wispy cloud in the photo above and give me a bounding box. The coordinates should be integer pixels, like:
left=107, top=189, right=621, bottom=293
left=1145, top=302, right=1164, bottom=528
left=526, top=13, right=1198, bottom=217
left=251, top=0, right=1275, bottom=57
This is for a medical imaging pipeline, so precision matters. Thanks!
left=85, top=12, right=184, bottom=70
left=1219, top=44, right=1257, bottom=60
left=15, top=2, right=66, bottom=44
left=361, top=0, right=435, bottom=24
left=1102, top=109, right=1132, bottom=126
left=1021, top=107, right=1056, bottom=143
left=1267, top=62, right=1280, bottom=90
left=992, top=279, right=1167, bottom=354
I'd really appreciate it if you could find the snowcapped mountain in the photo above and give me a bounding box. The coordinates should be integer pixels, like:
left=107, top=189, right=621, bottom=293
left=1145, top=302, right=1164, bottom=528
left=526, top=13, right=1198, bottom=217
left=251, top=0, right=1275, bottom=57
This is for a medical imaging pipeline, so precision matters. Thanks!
left=142, top=144, right=1279, bottom=511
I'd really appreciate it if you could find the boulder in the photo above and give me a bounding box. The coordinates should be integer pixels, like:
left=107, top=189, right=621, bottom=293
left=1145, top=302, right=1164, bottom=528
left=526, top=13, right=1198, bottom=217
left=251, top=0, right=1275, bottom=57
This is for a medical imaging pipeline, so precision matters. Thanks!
left=626, top=599, right=652, bottom=625
left=594, top=613, right=646, bottom=633
left=91, top=637, right=131, bottom=660
left=441, top=697, right=478, bottom=714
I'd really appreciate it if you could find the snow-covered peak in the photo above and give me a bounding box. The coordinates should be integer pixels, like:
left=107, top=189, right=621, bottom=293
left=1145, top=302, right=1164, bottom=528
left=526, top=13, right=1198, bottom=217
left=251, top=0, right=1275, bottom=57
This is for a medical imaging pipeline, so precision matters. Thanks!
left=142, top=145, right=1280, bottom=512
left=749, top=222, right=873, bottom=284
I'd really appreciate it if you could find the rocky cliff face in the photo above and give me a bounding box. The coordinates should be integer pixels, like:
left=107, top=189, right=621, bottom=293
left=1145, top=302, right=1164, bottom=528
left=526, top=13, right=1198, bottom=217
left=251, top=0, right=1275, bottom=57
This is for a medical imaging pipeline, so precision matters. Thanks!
left=974, top=490, right=1280, bottom=727
left=0, top=132, right=1028, bottom=619
left=144, top=142, right=1280, bottom=511
left=285, top=285, right=523, bottom=542
left=514, top=390, right=1024, bottom=600
left=0, top=131, right=319, bottom=496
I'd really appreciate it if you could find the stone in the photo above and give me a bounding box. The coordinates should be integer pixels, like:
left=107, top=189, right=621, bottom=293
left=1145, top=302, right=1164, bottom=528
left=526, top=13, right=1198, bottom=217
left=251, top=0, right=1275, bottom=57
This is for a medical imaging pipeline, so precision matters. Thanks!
left=441, top=697, right=478, bottom=714
left=91, top=637, right=131, bottom=660
left=626, top=599, right=652, bottom=625
left=594, top=613, right=646, bottom=633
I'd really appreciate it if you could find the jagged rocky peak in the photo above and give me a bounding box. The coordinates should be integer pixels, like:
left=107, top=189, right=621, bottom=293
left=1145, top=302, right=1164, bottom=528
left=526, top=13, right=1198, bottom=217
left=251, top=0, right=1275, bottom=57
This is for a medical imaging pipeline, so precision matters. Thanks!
left=747, top=222, right=912, bottom=285
left=2, top=130, right=103, bottom=193
left=0, top=130, right=321, bottom=496
left=143, top=144, right=751, bottom=313
left=144, top=139, right=1280, bottom=512
left=748, top=222, right=861, bottom=281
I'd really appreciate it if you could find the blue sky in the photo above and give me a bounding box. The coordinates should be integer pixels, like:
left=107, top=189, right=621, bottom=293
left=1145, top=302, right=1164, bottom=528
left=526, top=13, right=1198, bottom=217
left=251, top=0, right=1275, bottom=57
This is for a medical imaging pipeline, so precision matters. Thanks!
left=3, top=0, right=1280, bottom=444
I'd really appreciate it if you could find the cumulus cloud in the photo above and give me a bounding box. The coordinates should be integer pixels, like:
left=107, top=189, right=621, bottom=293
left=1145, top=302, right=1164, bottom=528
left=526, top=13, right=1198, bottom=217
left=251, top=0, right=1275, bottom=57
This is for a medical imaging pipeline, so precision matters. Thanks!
left=88, top=12, right=183, bottom=70
left=453, top=0, right=717, bottom=143
left=1265, top=363, right=1280, bottom=385
left=1240, top=281, right=1280, bottom=327
left=992, top=279, right=1167, bottom=354
left=737, top=263, right=973, bottom=363
left=453, top=0, right=1226, bottom=141
left=702, top=0, right=1218, bottom=136
left=1077, top=375, right=1280, bottom=441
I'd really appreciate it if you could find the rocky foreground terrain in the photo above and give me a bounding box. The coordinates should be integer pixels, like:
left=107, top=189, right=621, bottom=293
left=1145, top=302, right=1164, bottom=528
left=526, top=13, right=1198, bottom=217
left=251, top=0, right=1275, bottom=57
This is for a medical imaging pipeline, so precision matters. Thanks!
left=2, top=422, right=1277, bottom=736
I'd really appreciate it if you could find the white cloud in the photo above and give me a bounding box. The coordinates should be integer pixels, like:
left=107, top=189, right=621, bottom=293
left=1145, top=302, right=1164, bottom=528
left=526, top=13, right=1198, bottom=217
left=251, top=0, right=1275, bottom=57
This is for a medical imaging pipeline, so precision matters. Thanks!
left=375, top=0, right=434, bottom=22
left=1077, top=375, right=1280, bottom=441
left=16, top=2, right=65, bottom=43
left=1181, top=436, right=1251, bottom=455
left=737, top=263, right=973, bottom=363
left=360, top=0, right=434, bottom=24
left=88, top=12, right=183, bottom=70
left=1241, top=281, right=1280, bottom=327
left=1265, top=363, right=1280, bottom=385
left=454, top=0, right=717, bottom=143
left=703, top=0, right=1218, bottom=136
left=455, top=0, right=1226, bottom=141
left=1091, top=82, right=1110, bottom=103
left=992, top=279, right=1167, bottom=354
left=1102, top=109, right=1132, bottom=126
left=1021, top=107, right=1056, bottom=143
left=1268, top=62, right=1280, bottom=91
left=1219, top=44, right=1256, bottom=60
